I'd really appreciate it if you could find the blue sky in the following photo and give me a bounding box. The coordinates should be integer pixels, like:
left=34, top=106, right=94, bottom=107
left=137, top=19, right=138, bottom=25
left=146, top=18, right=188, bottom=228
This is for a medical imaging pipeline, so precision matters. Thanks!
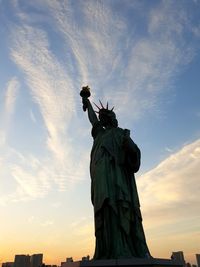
left=0, top=0, right=200, bottom=265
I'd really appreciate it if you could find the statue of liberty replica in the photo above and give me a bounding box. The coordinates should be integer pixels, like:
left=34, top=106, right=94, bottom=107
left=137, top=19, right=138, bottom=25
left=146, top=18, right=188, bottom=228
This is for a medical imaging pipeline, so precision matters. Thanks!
left=80, top=86, right=150, bottom=260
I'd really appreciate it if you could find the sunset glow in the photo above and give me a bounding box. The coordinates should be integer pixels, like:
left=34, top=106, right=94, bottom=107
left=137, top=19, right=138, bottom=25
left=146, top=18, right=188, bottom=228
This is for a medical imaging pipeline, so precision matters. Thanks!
left=0, top=0, right=200, bottom=266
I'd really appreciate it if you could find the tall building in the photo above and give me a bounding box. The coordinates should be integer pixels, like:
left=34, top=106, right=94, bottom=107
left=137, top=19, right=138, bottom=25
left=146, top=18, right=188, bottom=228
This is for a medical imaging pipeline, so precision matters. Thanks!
left=196, top=254, right=200, bottom=267
left=171, top=251, right=185, bottom=263
left=30, top=254, right=43, bottom=267
left=14, top=255, right=31, bottom=267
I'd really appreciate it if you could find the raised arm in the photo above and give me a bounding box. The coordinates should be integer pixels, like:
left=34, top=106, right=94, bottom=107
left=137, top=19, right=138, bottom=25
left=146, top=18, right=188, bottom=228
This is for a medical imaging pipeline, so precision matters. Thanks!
left=82, top=97, right=98, bottom=126
left=80, top=86, right=98, bottom=126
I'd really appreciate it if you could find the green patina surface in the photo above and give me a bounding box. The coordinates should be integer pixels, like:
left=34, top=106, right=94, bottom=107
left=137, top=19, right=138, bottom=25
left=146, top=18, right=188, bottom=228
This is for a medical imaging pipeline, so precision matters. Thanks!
left=81, top=87, right=150, bottom=260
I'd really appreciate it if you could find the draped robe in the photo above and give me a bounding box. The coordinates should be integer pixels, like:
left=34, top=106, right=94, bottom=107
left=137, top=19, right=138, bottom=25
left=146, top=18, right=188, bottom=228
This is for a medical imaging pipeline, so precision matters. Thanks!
left=90, top=122, right=150, bottom=259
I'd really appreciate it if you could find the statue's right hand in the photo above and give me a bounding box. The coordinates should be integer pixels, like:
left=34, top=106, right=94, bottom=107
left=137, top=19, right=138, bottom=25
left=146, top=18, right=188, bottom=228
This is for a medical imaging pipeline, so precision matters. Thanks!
left=82, top=97, right=88, bottom=106
left=82, top=97, right=89, bottom=111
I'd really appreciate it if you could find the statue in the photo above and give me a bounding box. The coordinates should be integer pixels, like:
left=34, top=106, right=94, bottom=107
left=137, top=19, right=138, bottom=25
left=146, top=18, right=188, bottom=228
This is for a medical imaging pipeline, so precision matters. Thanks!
left=80, top=86, right=150, bottom=260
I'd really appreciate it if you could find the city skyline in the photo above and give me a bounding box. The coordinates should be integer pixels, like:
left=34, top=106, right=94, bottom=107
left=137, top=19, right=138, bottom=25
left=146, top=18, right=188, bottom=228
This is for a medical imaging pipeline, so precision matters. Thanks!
left=2, top=251, right=200, bottom=267
left=0, top=0, right=200, bottom=265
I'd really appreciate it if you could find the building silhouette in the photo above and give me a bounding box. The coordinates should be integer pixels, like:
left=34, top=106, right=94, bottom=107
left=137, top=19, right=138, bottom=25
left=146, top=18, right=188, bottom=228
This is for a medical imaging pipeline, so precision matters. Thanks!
left=171, top=251, right=185, bottom=263
left=196, top=254, right=200, bottom=267
left=30, top=254, right=43, bottom=267
left=12, top=254, right=43, bottom=267
left=14, top=255, right=31, bottom=267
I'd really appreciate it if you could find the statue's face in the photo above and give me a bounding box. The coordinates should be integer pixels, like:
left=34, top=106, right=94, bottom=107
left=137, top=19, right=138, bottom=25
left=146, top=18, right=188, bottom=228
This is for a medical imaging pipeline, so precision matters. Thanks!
left=99, top=114, right=108, bottom=127
left=99, top=110, right=118, bottom=128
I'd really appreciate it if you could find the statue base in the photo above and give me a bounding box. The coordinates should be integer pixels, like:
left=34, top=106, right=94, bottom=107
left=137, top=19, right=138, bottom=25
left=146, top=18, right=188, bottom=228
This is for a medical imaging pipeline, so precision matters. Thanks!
left=61, top=258, right=184, bottom=267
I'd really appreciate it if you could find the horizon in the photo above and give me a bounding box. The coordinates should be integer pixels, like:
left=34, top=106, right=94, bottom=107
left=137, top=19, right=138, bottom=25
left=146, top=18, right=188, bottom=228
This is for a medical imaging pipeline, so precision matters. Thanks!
left=0, top=0, right=200, bottom=266
left=2, top=251, right=200, bottom=266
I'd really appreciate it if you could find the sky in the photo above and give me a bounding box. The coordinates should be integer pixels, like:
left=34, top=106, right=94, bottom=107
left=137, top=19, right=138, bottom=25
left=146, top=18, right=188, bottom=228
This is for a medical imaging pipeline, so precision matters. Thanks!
left=0, top=0, right=200, bottom=265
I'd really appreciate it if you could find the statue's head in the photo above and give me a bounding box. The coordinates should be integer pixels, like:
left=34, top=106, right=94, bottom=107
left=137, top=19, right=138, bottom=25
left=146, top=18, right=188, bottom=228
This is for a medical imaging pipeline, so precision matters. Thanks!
left=94, top=101, right=118, bottom=128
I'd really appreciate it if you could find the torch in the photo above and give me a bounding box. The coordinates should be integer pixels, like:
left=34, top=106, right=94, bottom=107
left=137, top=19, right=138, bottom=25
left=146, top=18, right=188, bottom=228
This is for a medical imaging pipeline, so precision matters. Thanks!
left=80, top=85, right=91, bottom=111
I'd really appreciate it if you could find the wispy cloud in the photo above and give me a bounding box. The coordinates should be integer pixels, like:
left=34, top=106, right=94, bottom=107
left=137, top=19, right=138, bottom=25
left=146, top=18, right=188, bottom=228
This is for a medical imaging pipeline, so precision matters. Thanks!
left=3, top=0, right=200, bottom=204
left=11, top=155, right=51, bottom=198
left=136, top=138, right=200, bottom=260
left=10, top=23, right=87, bottom=192
left=44, top=0, right=127, bottom=90
left=41, top=0, right=200, bottom=122
left=2, top=77, right=20, bottom=133
left=119, top=1, right=196, bottom=119
left=10, top=0, right=199, bottom=121
left=138, top=138, right=200, bottom=231
left=4, top=77, right=20, bottom=115
left=0, top=149, right=51, bottom=205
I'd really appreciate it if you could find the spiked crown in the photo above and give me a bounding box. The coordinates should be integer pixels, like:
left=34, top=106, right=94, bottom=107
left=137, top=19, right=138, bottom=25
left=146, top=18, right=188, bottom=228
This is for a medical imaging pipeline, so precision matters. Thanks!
left=93, top=100, right=118, bottom=127
left=93, top=100, right=114, bottom=114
